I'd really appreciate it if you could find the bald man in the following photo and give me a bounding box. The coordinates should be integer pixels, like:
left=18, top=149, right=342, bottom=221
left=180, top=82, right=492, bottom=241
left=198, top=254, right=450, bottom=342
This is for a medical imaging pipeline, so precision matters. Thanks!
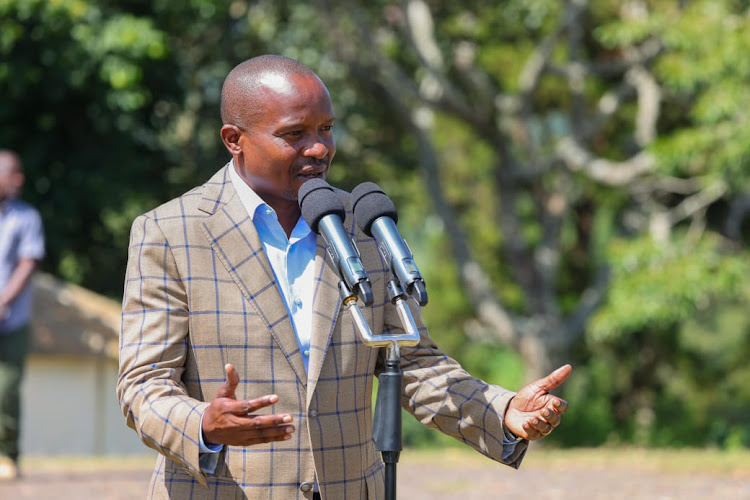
left=0, top=150, right=44, bottom=481
left=118, top=55, right=571, bottom=500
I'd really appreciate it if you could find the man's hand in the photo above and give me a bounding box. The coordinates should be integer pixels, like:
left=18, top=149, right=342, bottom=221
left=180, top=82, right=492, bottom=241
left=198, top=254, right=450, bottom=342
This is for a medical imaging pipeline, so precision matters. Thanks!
left=202, top=363, right=295, bottom=446
left=504, top=364, right=572, bottom=441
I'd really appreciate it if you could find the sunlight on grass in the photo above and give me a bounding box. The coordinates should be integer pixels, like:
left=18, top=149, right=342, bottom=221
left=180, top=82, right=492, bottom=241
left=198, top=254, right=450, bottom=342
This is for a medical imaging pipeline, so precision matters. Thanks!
left=401, top=446, right=750, bottom=476
left=20, top=453, right=156, bottom=471
left=18, top=447, right=750, bottom=477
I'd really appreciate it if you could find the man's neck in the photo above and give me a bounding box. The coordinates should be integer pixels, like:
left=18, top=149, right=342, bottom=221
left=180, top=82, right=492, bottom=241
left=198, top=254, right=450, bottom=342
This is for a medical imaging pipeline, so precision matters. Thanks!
left=273, top=204, right=302, bottom=239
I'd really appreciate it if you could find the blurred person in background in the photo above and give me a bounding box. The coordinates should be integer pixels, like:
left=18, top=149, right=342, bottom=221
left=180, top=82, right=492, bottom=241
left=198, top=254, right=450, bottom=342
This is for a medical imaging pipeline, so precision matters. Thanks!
left=0, top=150, right=45, bottom=481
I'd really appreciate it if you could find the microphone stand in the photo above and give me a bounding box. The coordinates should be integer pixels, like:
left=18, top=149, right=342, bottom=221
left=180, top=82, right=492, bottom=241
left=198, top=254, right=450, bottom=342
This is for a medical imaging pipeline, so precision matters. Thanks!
left=339, top=277, right=421, bottom=500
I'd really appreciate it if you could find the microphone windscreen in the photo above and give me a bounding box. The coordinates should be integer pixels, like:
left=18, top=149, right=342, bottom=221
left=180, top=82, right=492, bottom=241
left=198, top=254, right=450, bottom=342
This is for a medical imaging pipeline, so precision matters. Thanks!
left=298, top=178, right=346, bottom=234
left=351, top=182, right=398, bottom=237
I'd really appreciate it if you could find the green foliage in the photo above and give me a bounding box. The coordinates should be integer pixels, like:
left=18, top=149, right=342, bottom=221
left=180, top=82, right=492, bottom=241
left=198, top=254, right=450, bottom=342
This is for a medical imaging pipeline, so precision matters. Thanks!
left=556, top=359, right=618, bottom=446
left=590, top=234, right=748, bottom=340
left=3, top=0, right=750, bottom=451
left=638, top=2, right=750, bottom=188
left=579, top=232, right=750, bottom=448
left=0, top=0, right=183, bottom=293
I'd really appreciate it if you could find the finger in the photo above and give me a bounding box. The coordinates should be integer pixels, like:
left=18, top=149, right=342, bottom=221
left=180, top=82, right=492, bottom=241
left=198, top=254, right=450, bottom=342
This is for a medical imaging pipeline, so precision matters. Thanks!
left=222, top=395, right=282, bottom=417
left=243, top=425, right=295, bottom=446
left=533, top=364, right=573, bottom=393
left=524, top=417, right=553, bottom=439
left=239, top=413, right=294, bottom=430
left=540, top=407, right=562, bottom=427
left=215, top=363, right=240, bottom=400
left=242, top=394, right=281, bottom=414
left=552, top=398, right=569, bottom=415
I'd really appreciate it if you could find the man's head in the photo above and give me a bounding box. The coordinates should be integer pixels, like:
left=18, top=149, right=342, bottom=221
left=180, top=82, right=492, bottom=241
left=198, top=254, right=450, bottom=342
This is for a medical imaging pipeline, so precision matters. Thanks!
left=0, top=150, right=24, bottom=203
left=220, top=55, right=336, bottom=209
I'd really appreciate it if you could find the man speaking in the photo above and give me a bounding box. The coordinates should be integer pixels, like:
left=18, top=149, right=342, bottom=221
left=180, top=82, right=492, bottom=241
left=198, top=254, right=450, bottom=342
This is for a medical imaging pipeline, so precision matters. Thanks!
left=117, top=54, right=572, bottom=499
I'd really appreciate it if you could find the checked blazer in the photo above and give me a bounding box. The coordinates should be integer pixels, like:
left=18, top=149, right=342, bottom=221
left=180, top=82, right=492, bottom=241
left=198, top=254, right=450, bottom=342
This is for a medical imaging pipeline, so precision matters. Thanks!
left=117, top=165, right=527, bottom=500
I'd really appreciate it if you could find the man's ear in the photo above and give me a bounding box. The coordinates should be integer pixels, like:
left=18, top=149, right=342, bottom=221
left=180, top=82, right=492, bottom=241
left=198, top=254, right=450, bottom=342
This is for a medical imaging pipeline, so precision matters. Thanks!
left=220, top=125, right=242, bottom=155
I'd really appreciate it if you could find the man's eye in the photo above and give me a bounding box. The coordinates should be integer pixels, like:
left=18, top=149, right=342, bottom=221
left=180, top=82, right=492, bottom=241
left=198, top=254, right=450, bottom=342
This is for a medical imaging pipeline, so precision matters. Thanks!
left=287, top=130, right=303, bottom=137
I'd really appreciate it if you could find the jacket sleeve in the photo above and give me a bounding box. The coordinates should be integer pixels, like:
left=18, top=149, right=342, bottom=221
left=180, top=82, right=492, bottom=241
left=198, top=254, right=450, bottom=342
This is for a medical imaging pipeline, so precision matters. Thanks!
left=117, top=214, right=210, bottom=485
left=391, top=298, right=528, bottom=468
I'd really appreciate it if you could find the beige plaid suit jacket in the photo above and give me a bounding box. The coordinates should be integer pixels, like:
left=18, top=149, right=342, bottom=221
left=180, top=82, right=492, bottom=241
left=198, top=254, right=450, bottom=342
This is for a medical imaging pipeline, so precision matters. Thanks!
left=118, top=166, right=527, bottom=499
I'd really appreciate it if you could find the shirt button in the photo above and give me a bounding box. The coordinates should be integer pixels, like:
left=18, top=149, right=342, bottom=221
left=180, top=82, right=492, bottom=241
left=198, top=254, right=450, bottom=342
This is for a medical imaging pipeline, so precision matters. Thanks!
left=265, top=208, right=273, bottom=216
left=303, top=349, right=310, bottom=357
left=309, top=409, right=318, bottom=418
left=294, top=297, right=303, bottom=308
left=300, top=482, right=313, bottom=492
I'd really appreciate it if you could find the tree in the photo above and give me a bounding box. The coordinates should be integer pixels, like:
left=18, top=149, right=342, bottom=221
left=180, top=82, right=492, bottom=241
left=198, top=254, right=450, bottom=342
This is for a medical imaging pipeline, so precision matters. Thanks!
left=306, top=0, right=750, bottom=389
left=0, top=0, right=273, bottom=295
left=3, top=0, right=749, bottom=447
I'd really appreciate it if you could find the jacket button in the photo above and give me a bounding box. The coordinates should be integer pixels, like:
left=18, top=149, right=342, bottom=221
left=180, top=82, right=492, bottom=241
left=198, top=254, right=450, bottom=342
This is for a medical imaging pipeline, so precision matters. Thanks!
left=300, top=482, right=313, bottom=492
left=309, top=409, right=318, bottom=417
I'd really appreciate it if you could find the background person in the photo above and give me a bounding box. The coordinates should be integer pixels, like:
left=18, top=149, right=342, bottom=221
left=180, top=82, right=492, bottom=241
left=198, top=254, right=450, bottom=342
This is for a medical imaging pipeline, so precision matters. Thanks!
left=118, top=55, right=572, bottom=499
left=0, top=150, right=45, bottom=481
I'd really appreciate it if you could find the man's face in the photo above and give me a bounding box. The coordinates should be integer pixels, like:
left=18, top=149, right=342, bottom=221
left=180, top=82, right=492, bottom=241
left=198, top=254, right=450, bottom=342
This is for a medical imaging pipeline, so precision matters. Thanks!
left=232, top=73, right=336, bottom=206
left=0, top=154, right=24, bottom=202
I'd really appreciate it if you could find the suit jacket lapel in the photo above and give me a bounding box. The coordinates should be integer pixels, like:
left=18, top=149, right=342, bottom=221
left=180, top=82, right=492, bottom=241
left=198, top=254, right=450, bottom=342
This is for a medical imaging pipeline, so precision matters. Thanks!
left=306, top=237, right=344, bottom=401
left=198, top=166, right=308, bottom=388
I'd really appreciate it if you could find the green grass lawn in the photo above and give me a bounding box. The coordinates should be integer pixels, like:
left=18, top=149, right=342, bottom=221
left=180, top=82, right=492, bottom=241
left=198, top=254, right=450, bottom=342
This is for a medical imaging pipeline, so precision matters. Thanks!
left=401, top=446, right=750, bottom=476
left=18, top=446, right=750, bottom=477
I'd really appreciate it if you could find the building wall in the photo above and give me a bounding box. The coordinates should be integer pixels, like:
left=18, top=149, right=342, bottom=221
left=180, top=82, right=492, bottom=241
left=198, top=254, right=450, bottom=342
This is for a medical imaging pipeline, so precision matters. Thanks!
left=20, top=355, right=151, bottom=457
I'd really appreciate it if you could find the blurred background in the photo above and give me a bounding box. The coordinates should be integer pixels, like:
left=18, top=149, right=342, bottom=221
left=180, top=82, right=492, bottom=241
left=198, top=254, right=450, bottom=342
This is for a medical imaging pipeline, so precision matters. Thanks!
left=1, top=0, right=749, bottom=457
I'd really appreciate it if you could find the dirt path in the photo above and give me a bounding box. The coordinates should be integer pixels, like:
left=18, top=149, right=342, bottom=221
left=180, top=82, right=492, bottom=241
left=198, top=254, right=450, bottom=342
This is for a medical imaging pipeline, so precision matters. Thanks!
left=1, top=448, right=748, bottom=499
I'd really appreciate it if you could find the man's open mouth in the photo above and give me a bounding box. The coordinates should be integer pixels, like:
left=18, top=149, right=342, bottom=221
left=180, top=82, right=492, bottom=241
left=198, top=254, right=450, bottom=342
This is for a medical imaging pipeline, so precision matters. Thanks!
left=298, top=167, right=327, bottom=180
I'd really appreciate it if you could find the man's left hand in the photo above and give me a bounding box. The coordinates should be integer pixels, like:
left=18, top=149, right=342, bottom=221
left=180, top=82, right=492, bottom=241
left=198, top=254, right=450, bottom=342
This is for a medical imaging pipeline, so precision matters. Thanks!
left=504, top=364, right=572, bottom=441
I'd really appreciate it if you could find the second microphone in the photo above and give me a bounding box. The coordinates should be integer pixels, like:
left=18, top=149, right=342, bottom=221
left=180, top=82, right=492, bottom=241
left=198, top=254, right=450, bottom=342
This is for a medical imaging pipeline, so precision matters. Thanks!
left=351, top=182, right=428, bottom=306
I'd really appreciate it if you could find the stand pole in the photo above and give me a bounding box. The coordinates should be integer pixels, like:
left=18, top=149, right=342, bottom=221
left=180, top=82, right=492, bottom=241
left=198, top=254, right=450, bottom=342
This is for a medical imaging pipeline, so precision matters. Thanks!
left=341, top=278, right=420, bottom=500
left=374, top=345, right=403, bottom=500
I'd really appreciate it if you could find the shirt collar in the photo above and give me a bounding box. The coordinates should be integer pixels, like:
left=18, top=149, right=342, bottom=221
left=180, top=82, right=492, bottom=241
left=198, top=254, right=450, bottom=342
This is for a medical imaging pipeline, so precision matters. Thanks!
left=228, top=160, right=267, bottom=220
left=227, top=160, right=312, bottom=242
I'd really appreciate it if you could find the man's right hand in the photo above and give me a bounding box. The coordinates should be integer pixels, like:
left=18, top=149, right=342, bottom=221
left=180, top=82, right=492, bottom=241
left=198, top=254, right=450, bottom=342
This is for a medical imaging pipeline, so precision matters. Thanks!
left=202, top=363, right=295, bottom=446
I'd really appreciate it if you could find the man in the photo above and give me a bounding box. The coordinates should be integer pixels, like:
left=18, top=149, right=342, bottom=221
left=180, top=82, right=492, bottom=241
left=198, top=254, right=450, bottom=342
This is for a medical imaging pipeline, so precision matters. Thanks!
left=118, top=55, right=572, bottom=499
left=0, top=150, right=44, bottom=481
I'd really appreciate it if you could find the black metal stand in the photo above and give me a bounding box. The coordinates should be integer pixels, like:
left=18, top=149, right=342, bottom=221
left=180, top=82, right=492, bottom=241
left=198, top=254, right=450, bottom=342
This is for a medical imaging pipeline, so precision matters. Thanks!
left=373, top=353, right=403, bottom=500
left=339, top=277, right=421, bottom=500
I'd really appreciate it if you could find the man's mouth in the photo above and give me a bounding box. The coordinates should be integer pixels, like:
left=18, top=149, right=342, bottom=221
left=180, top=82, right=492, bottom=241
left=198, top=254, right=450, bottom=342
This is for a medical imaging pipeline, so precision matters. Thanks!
left=297, top=166, right=328, bottom=180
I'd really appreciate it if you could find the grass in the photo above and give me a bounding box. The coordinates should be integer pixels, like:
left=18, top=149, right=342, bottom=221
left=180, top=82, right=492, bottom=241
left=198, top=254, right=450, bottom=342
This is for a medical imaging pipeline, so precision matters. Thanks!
left=20, top=453, right=157, bottom=472
left=18, top=446, right=750, bottom=477
left=400, top=445, right=750, bottom=477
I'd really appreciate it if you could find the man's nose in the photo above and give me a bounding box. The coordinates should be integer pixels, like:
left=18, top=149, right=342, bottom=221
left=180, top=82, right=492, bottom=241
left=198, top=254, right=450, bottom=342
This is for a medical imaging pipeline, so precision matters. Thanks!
left=305, top=141, right=329, bottom=159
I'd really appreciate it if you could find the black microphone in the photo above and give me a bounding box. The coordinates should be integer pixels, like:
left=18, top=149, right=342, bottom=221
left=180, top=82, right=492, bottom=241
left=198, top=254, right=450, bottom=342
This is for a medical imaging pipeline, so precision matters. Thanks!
left=351, top=182, right=428, bottom=306
left=299, top=178, right=373, bottom=306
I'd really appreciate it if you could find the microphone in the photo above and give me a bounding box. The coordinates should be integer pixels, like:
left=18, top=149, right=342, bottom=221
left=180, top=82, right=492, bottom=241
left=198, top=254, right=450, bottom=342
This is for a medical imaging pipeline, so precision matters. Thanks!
left=351, top=182, right=428, bottom=306
left=299, top=178, right=373, bottom=306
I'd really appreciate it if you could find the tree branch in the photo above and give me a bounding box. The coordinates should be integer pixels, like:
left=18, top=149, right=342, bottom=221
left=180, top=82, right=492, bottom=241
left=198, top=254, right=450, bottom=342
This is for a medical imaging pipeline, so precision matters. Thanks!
left=667, top=181, right=727, bottom=225
left=400, top=0, right=486, bottom=124
left=627, top=65, right=661, bottom=147
left=556, top=137, right=655, bottom=185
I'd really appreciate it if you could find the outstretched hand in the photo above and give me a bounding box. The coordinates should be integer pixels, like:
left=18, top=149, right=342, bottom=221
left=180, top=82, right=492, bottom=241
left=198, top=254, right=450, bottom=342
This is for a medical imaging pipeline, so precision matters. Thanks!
left=202, top=363, right=295, bottom=447
left=504, top=364, right=572, bottom=441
